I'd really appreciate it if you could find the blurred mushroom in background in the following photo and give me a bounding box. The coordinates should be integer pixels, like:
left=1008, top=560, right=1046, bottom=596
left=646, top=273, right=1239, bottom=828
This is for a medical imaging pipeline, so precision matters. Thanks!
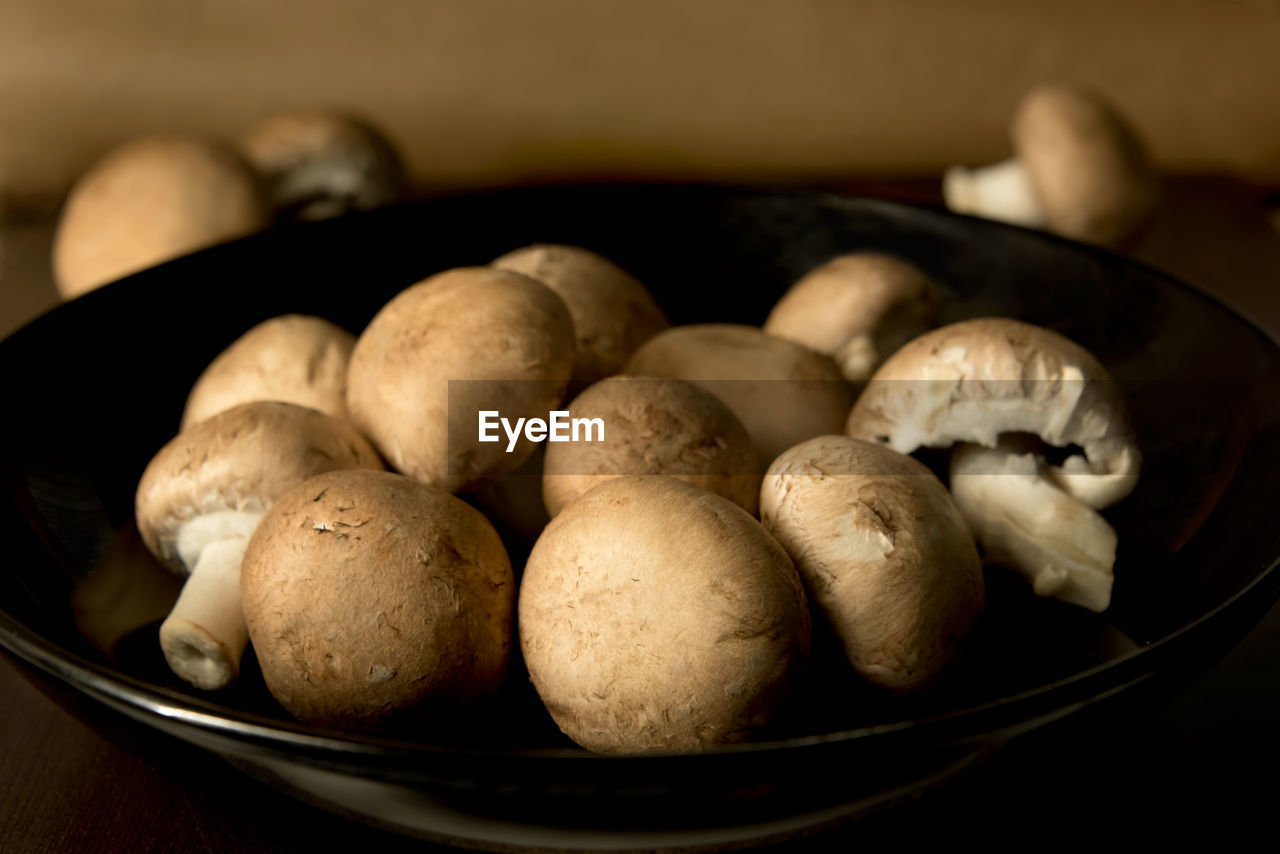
left=238, top=110, right=405, bottom=222
left=943, top=84, right=1159, bottom=246
left=52, top=135, right=270, bottom=299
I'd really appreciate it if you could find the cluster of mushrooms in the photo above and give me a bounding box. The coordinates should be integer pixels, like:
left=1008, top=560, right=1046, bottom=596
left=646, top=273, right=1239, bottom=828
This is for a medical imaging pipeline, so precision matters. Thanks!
left=124, top=85, right=1153, bottom=755
left=52, top=110, right=405, bottom=300
left=52, top=83, right=1157, bottom=305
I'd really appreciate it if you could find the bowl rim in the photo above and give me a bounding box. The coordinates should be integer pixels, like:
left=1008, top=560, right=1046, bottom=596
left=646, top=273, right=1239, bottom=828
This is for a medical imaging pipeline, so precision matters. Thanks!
left=3, top=558, right=1278, bottom=764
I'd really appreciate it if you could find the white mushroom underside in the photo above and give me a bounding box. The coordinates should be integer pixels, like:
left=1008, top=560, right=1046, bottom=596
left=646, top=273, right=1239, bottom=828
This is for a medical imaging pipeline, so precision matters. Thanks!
left=950, top=443, right=1116, bottom=613
left=943, top=158, right=1048, bottom=229
left=161, top=509, right=264, bottom=689
left=877, top=361, right=1138, bottom=509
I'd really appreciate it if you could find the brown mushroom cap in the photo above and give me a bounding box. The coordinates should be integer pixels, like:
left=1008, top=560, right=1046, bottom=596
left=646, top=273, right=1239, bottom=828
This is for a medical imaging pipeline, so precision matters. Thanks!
left=846, top=318, right=1140, bottom=509
left=345, top=266, right=575, bottom=492
left=239, top=110, right=404, bottom=221
left=760, top=435, right=984, bottom=692
left=541, top=376, right=760, bottom=517
left=242, top=468, right=514, bottom=732
left=136, top=401, right=383, bottom=574
left=763, top=253, right=942, bottom=381
left=462, top=445, right=552, bottom=548
left=492, top=244, right=670, bottom=389
left=1012, top=85, right=1159, bottom=245
left=624, top=324, right=853, bottom=469
left=135, top=401, right=382, bottom=690
left=181, top=314, right=356, bottom=429
left=519, top=476, right=810, bottom=754
left=53, top=135, right=269, bottom=299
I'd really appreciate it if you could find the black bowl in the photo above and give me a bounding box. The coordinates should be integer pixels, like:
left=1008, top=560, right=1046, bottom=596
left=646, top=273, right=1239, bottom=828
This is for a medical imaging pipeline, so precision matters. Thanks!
left=2, top=185, right=1279, bottom=851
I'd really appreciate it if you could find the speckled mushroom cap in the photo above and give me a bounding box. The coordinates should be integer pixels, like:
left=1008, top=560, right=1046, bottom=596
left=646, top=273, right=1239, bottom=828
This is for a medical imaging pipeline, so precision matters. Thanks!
left=760, top=435, right=983, bottom=692
left=241, top=468, right=514, bottom=732
left=181, top=315, right=356, bottom=429
left=345, top=266, right=575, bottom=492
left=135, top=401, right=382, bottom=574
left=541, top=376, right=760, bottom=517
left=1012, top=85, right=1159, bottom=245
left=624, top=324, right=853, bottom=469
left=492, top=244, right=670, bottom=389
left=519, top=476, right=810, bottom=754
left=763, top=253, right=941, bottom=382
left=238, top=111, right=404, bottom=221
left=846, top=318, right=1140, bottom=509
left=53, top=135, right=269, bottom=299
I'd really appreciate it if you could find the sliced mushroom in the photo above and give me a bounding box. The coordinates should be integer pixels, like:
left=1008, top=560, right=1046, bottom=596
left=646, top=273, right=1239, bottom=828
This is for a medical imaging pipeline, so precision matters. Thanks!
left=943, top=85, right=1159, bottom=245
left=760, top=435, right=983, bottom=692
left=53, top=135, right=269, bottom=299
left=135, top=401, right=382, bottom=689
left=181, top=314, right=356, bottom=429
left=492, top=243, right=669, bottom=390
left=763, top=252, right=941, bottom=382
left=847, top=318, right=1139, bottom=610
left=239, top=111, right=404, bottom=221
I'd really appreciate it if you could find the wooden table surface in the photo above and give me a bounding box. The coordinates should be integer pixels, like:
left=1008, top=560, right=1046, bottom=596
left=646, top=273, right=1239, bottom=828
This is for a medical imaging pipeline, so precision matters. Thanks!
left=2, top=177, right=1279, bottom=852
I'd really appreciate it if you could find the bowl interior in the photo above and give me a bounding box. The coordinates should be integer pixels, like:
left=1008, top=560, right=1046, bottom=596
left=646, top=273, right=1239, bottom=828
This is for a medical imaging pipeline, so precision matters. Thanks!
left=2, top=184, right=1279, bottom=756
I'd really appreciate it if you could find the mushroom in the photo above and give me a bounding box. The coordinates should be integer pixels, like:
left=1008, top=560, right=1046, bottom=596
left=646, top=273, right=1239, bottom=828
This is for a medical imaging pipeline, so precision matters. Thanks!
left=53, top=135, right=269, bottom=299
left=135, top=401, right=382, bottom=689
left=541, top=376, right=759, bottom=517
left=492, top=243, right=669, bottom=390
left=519, top=476, right=810, bottom=754
left=846, top=317, right=1140, bottom=610
left=760, top=435, right=983, bottom=692
left=181, top=314, right=356, bottom=429
left=949, top=441, right=1117, bottom=613
left=943, top=85, right=1159, bottom=245
left=462, top=446, right=552, bottom=549
left=241, top=468, right=514, bottom=732
left=345, top=266, right=575, bottom=492
left=763, top=252, right=942, bottom=382
left=624, top=324, right=853, bottom=468
left=238, top=110, right=404, bottom=221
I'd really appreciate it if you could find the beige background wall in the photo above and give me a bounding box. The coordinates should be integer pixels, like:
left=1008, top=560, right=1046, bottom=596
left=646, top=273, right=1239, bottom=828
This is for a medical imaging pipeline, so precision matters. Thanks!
left=1, top=0, right=1279, bottom=212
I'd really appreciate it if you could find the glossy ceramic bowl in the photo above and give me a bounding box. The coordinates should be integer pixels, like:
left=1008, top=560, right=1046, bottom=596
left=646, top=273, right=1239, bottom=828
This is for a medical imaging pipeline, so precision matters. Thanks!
left=2, top=185, right=1279, bottom=851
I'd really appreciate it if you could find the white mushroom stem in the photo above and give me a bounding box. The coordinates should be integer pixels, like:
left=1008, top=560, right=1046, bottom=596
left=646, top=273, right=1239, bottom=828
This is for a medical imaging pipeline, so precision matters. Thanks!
left=943, top=158, right=1048, bottom=229
left=159, top=510, right=263, bottom=689
left=950, top=443, right=1117, bottom=613
left=835, top=334, right=879, bottom=383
